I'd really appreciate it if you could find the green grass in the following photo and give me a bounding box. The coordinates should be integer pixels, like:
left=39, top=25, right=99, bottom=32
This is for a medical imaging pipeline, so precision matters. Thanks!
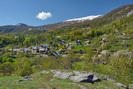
left=0, top=73, right=80, bottom=89
left=72, top=45, right=84, bottom=52
left=0, top=72, right=125, bottom=89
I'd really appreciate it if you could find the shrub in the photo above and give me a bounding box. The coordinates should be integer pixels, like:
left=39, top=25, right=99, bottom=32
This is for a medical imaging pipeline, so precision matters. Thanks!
left=15, top=57, right=33, bottom=76
left=0, top=62, right=15, bottom=76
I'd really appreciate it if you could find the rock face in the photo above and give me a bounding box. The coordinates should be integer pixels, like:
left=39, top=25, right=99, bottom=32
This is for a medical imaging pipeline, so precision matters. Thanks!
left=69, top=73, right=100, bottom=83
left=114, top=83, right=128, bottom=89
left=53, top=71, right=72, bottom=79
left=41, top=70, right=50, bottom=74
left=18, top=75, right=33, bottom=82
left=51, top=70, right=100, bottom=83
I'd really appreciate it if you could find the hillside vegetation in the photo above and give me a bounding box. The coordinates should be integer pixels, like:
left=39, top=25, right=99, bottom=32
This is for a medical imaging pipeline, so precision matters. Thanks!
left=0, top=4, right=133, bottom=88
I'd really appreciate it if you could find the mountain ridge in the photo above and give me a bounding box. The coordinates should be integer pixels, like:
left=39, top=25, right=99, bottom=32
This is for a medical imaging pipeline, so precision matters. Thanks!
left=64, top=15, right=102, bottom=22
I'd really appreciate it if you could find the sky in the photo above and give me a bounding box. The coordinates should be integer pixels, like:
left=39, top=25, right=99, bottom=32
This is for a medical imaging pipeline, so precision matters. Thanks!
left=0, top=0, right=133, bottom=26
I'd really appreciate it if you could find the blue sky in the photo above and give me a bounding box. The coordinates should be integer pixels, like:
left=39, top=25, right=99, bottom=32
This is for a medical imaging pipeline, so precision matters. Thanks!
left=0, top=0, right=133, bottom=26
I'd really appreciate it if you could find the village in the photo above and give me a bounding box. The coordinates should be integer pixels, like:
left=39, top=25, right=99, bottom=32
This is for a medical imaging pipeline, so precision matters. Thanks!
left=4, top=37, right=111, bottom=59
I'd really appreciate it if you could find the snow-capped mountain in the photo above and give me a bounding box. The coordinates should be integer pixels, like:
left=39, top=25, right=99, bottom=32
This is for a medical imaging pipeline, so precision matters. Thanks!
left=33, top=15, right=103, bottom=30
left=64, top=15, right=102, bottom=23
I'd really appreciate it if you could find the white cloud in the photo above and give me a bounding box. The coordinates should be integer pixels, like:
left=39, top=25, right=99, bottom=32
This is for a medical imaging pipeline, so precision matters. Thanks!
left=36, top=12, right=52, bottom=20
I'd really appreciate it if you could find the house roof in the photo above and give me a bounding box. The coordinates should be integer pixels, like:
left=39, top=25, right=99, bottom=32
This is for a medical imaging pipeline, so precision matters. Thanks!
left=20, top=48, right=30, bottom=50
left=40, top=44, right=50, bottom=48
left=31, top=46, right=40, bottom=50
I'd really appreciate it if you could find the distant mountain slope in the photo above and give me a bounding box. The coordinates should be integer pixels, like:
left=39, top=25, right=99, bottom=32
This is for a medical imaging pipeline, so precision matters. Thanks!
left=87, top=4, right=133, bottom=28
left=0, top=23, right=32, bottom=34
left=15, top=23, right=29, bottom=27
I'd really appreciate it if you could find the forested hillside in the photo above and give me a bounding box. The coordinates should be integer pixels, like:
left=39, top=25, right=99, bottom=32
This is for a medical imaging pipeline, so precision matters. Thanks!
left=0, top=4, right=133, bottom=88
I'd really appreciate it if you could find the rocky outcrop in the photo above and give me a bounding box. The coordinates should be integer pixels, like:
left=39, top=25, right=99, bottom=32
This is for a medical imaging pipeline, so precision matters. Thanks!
left=18, top=76, right=33, bottom=82
left=40, top=70, right=128, bottom=88
left=53, top=71, right=72, bottom=79
left=114, top=83, right=128, bottom=89
left=42, top=70, right=100, bottom=83
left=69, top=72, right=100, bottom=83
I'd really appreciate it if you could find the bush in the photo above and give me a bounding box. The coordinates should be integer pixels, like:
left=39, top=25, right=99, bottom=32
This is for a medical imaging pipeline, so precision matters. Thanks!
left=0, top=62, right=15, bottom=76
left=15, top=57, right=33, bottom=76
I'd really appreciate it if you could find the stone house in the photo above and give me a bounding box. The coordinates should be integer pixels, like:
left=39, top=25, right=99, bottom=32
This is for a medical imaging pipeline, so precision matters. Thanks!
left=31, top=46, right=40, bottom=54
left=39, top=44, right=50, bottom=54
